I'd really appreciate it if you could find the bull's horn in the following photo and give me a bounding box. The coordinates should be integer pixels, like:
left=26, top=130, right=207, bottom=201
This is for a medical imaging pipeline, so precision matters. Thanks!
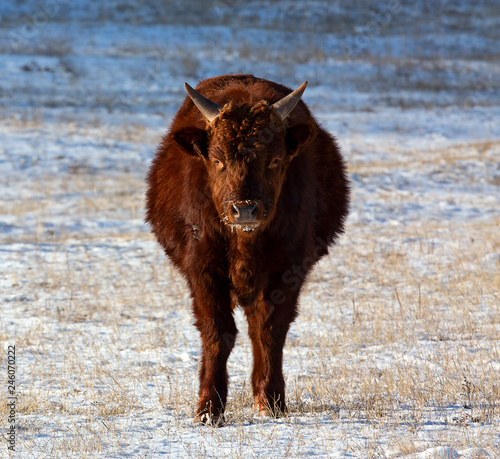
left=184, top=83, right=222, bottom=123
left=272, top=81, right=308, bottom=121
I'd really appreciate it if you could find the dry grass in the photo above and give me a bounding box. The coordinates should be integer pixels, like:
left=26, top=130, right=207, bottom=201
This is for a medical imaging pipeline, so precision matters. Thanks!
left=349, top=140, right=500, bottom=173
left=2, top=1, right=499, bottom=455
left=1, top=128, right=499, bottom=456
left=0, top=111, right=161, bottom=146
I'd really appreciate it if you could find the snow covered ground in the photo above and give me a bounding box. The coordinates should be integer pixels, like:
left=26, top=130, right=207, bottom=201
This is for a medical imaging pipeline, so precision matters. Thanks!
left=1, top=1, right=499, bottom=457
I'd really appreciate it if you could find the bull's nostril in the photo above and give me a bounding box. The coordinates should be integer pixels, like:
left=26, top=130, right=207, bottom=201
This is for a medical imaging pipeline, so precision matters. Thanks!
left=250, top=204, right=258, bottom=217
left=230, top=204, right=239, bottom=217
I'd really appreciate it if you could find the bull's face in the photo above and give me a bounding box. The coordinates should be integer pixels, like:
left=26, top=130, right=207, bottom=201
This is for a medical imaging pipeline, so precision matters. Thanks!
left=205, top=102, right=292, bottom=232
left=173, top=82, right=310, bottom=234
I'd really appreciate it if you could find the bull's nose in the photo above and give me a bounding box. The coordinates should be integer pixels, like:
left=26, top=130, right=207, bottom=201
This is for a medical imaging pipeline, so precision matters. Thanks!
left=230, top=201, right=259, bottom=223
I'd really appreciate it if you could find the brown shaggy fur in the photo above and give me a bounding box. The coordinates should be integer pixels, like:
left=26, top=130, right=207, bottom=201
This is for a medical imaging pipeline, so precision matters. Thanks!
left=146, top=74, right=350, bottom=424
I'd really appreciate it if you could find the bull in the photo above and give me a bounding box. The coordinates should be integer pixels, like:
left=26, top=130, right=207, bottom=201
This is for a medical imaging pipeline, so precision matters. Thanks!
left=146, top=74, right=350, bottom=424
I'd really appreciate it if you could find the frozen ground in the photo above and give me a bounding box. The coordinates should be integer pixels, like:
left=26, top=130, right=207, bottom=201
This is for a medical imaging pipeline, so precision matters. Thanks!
left=1, top=1, right=499, bottom=457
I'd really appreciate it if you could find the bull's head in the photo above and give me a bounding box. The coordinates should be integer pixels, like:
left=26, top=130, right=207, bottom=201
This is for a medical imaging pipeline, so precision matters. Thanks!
left=173, top=81, right=311, bottom=234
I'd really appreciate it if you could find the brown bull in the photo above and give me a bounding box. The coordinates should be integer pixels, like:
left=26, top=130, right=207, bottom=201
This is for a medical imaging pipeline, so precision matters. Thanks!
left=146, top=74, right=349, bottom=424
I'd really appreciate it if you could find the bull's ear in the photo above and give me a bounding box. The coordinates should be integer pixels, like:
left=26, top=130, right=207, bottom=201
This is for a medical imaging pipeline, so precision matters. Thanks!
left=171, top=127, right=208, bottom=158
left=285, top=123, right=312, bottom=157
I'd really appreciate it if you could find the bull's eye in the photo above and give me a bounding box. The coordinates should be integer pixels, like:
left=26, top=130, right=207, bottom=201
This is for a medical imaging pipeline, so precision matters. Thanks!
left=212, top=158, right=225, bottom=169
left=268, top=157, right=282, bottom=169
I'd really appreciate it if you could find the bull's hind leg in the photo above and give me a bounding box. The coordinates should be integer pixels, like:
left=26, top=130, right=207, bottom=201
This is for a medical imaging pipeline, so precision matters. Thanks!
left=190, top=270, right=237, bottom=426
left=245, top=282, right=299, bottom=416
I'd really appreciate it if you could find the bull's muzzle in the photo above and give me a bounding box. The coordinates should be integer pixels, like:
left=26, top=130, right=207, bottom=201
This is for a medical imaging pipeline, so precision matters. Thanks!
left=226, top=201, right=265, bottom=231
left=230, top=201, right=259, bottom=223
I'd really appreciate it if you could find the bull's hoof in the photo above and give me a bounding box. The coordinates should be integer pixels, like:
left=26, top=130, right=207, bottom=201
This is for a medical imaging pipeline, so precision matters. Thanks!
left=195, top=397, right=227, bottom=426
left=254, top=397, right=287, bottom=418
left=194, top=411, right=227, bottom=427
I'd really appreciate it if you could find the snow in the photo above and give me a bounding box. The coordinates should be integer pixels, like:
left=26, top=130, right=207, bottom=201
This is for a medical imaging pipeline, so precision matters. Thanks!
left=1, top=0, right=499, bottom=457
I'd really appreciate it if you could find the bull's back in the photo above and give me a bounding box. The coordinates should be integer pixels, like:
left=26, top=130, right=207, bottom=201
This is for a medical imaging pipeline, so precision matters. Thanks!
left=308, top=127, right=350, bottom=251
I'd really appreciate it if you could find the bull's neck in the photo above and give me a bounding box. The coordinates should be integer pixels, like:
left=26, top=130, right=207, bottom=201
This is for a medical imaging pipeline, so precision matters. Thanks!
left=228, top=230, right=264, bottom=308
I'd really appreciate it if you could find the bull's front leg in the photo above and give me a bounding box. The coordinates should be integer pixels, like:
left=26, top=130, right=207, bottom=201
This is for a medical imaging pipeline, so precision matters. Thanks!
left=189, top=269, right=237, bottom=425
left=245, top=278, right=300, bottom=416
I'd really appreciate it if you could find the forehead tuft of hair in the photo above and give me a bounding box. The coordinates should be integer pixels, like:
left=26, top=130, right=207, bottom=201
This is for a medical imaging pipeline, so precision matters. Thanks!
left=207, top=101, right=285, bottom=161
